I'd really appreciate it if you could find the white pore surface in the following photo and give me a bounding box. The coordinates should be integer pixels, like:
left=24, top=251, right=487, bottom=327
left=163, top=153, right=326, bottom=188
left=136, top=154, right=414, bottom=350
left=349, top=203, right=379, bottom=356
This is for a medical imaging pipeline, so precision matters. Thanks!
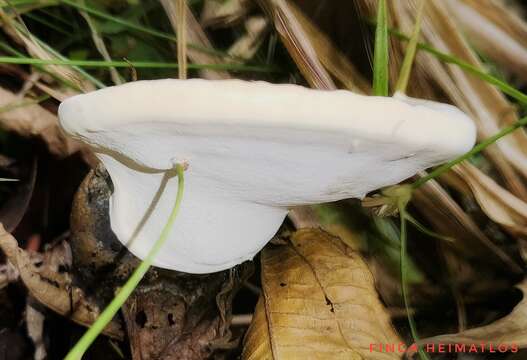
left=58, top=79, right=476, bottom=274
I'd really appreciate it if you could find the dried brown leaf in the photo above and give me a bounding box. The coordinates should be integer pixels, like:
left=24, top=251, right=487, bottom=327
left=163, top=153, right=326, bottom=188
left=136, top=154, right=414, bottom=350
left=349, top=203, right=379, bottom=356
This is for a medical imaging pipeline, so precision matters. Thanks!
left=243, top=229, right=401, bottom=360
left=0, top=224, right=123, bottom=339
left=0, top=87, right=81, bottom=156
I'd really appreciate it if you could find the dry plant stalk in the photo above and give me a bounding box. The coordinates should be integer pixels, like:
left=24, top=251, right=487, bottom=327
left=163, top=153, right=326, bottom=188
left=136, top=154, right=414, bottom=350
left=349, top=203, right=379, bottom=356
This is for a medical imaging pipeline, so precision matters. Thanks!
left=258, top=0, right=336, bottom=89
left=160, top=0, right=231, bottom=79
left=444, top=0, right=527, bottom=82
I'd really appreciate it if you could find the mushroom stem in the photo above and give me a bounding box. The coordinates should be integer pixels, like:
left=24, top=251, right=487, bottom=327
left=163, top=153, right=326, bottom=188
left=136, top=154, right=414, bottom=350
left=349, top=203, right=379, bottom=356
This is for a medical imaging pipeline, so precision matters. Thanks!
left=65, top=163, right=186, bottom=360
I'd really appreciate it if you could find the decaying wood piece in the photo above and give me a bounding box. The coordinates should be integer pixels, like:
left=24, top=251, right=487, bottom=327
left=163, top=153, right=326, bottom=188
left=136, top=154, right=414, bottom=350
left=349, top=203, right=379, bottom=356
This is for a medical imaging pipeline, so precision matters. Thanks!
left=70, top=164, right=253, bottom=359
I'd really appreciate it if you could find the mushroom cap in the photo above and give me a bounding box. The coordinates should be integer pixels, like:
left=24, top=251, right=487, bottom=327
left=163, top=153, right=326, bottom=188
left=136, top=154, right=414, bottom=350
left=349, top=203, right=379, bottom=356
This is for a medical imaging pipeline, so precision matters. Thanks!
left=59, top=79, right=476, bottom=273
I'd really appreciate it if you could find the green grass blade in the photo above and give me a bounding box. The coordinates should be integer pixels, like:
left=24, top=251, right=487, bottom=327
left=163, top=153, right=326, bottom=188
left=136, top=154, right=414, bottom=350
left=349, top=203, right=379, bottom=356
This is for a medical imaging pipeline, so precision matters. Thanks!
left=7, top=19, right=106, bottom=89
left=388, top=28, right=527, bottom=105
left=65, top=163, right=186, bottom=360
left=0, top=41, right=87, bottom=91
left=0, top=56, right=277, bottom=72
left=412, top=115, right=527, bottom=188
left=373, top=0, right=389, bottom=96
left=58, top=0, right=234, bottom=61
left=395, top=0, right=425, bottom=93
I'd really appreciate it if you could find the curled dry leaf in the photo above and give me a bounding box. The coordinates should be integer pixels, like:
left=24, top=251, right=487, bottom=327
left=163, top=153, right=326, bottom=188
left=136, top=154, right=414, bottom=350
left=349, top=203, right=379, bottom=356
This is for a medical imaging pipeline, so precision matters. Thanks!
left=412, top=281, right=527, bottom=354
left=243, top=229, right=401, bottom=360
left=0, top=87, right=81, bottom=157
left=0, top=224, right=123, bottom=339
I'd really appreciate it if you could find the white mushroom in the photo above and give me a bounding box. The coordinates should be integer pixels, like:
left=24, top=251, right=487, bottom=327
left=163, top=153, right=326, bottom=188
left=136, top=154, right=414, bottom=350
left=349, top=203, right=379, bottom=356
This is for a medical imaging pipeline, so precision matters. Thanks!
left=58, top=79, right=476, bottom=274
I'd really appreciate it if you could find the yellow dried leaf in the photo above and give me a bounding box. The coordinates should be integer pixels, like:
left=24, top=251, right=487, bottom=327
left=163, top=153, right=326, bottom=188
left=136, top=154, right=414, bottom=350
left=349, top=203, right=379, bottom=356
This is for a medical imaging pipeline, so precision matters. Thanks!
left=243, top=229, right=401, bottom=360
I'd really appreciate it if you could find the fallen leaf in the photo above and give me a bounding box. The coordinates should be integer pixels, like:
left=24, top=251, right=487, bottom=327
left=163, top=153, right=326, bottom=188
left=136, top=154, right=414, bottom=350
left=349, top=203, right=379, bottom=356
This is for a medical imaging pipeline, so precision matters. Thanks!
left=412, top=280, right=527, bottom=354
left=243, top=229, right=401, bottom=359
left=0, top=223, right=123, bottom=339
left=0, top=87, right=81, bottom=157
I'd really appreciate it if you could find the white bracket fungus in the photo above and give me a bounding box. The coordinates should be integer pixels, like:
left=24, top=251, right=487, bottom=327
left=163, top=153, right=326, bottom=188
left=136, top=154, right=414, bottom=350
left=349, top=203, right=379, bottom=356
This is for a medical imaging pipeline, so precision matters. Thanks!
left=59, top=79, right=476, bottom=274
